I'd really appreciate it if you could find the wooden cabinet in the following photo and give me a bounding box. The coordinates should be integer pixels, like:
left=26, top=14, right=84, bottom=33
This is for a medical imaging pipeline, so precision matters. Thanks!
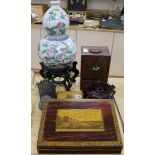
left=80, top=46, right=111, bottom=92
left=76, top=30, right=114, bottom=71
left=31, top=27, right=41, bottom=69
left=110, top=33, right=124, bottom=76
left=81, top=46, right=111, bottom=82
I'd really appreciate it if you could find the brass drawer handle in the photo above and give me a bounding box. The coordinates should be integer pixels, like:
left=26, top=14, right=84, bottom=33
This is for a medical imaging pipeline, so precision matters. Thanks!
left=92, top=66, right=100, bottom=71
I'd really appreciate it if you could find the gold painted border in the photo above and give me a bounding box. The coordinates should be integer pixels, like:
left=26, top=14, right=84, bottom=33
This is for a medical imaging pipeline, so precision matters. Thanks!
left=37, top=99, right=123, bottom=147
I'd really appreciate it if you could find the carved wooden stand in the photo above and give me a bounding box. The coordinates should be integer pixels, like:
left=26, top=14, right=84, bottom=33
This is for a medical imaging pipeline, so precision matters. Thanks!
left=39, top=61, right=79, bottom=91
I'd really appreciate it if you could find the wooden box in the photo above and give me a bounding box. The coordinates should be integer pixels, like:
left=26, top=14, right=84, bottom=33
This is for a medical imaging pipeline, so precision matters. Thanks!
left=57, top=91, right=83, bottom=99
left=37, top=99, right=123, bottom=154
left=81, top=46, right=111, bottom=82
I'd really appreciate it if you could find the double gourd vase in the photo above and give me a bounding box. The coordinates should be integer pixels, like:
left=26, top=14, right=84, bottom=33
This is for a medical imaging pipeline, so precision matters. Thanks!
left=38, top=0, right=76, bottom=68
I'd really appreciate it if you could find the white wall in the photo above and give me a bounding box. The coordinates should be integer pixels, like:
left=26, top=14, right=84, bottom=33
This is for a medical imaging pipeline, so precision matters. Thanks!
left=31, top=0, right=124, bottom=10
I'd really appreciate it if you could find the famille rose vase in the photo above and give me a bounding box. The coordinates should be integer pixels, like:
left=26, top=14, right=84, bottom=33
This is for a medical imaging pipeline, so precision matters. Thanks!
left=38, top=0, right=76, bottom=68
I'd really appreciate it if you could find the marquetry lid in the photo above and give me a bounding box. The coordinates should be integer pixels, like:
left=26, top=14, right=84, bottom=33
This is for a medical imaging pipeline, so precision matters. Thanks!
left=37, top=99, right=123, bottom=154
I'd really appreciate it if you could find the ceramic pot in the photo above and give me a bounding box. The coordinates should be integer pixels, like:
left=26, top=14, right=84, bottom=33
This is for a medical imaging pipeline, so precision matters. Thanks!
left=38, top=0, right=76, bottom=68
left=38, top=34, right=76, bottom=68
left=43, top=0, right=69, bottom=36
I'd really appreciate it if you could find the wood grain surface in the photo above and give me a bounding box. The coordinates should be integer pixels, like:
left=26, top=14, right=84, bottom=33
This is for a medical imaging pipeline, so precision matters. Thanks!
left=43, top=101, right=117, bottom=142
left=81, top=46, right=111, bottom=82
left=37, top=99, right=123, bottom=154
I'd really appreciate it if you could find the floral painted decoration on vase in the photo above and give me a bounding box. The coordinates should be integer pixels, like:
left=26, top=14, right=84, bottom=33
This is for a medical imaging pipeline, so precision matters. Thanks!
left=43, top=1, right=69, bottom=36
left=39, top=35, right=76, bottom=67
left=38, top=0, right=76, bottom=68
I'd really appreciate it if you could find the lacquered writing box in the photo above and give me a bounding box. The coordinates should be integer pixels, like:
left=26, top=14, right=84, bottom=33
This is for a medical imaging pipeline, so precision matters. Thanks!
left=37, top=99, right=123, bottom=154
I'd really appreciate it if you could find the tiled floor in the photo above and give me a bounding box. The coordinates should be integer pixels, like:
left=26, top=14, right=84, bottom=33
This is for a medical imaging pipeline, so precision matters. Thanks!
left=31, top=73, right=124, bottom=155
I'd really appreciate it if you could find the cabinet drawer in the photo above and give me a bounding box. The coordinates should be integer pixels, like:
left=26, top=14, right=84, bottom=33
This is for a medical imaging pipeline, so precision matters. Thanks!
left=81, top=57, right=110, bottom=81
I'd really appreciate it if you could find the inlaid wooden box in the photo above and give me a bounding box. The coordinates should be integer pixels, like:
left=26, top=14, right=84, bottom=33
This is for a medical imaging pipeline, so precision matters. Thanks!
left=81, top=46, right=111, bottom=82
left=37, top=99, right=123, bottom=154
left=57, top=91, right=83, bottom=99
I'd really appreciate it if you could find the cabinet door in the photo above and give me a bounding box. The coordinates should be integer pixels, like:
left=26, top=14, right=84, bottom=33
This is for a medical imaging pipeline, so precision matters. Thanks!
left=31, top=27, right=41, bottom=69
left=110, top=33, right=124, bottom=76
left=40, top=28, right=46, bottom=38
left=66, top=29, right=76, bottom=43
left=76, top=30, right=114, bottom=71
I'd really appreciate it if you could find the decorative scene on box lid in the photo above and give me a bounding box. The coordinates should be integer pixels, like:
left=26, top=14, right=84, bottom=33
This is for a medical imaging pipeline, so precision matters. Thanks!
left=56, top=109, right=104, bottom=132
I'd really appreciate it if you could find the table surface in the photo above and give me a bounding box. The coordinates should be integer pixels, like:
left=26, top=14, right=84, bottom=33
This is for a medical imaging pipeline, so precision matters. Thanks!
left=31, top=73, right=124, bottom=155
